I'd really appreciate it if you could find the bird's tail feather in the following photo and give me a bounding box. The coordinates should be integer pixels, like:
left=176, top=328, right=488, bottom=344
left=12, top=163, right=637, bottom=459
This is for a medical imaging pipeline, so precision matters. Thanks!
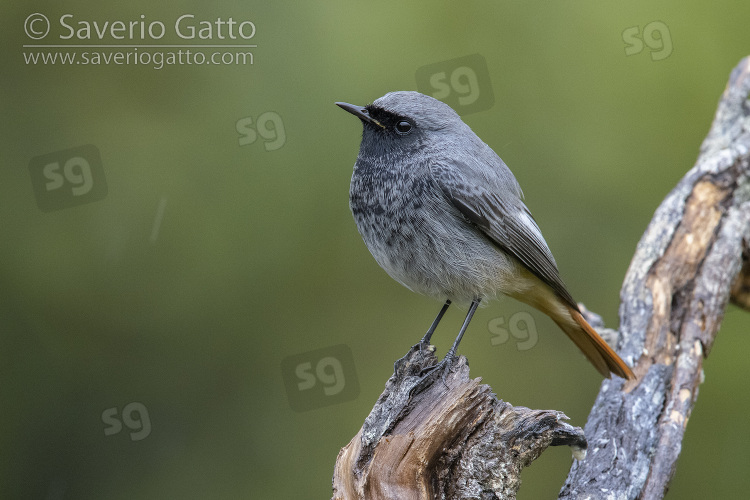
left=507, top=271, right=635, bottom=380
left=552, top=307, right=635, bottom=380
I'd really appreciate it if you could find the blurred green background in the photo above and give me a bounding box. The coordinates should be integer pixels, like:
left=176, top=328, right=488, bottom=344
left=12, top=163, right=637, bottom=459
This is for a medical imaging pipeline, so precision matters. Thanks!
left=2, top=1, right=749, bottom=498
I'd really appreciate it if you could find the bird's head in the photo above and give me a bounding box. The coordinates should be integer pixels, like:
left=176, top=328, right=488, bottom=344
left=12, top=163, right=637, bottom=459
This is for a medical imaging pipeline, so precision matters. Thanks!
left=337, top=91, right=464, bottom=156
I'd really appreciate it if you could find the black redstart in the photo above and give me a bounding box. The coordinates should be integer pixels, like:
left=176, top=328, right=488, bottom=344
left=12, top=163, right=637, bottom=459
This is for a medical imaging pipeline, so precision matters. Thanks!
left=337, top=91, right=634, bottom=380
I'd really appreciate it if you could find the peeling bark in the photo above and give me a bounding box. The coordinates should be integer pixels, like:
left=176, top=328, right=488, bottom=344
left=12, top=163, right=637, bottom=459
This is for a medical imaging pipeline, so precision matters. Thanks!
left=332, top=345, right=587, bottom=500
left=560, top=56, right=750, bottom=500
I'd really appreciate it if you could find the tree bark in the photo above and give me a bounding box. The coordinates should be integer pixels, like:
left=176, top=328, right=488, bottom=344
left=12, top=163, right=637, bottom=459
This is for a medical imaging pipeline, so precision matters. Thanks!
left=558, top=56, right=750, bottom=499
left=332, top=345, right=588, bottom=499
left=333, top=56, right=750, bottom=500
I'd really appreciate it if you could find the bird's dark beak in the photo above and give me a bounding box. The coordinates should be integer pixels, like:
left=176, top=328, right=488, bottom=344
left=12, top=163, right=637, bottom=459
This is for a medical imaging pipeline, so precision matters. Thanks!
left=336, top=102, right=386, bottom=129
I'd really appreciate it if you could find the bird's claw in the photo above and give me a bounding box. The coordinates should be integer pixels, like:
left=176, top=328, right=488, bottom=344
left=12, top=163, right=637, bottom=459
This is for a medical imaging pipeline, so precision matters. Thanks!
left=413, top=354, right=456, bottom=393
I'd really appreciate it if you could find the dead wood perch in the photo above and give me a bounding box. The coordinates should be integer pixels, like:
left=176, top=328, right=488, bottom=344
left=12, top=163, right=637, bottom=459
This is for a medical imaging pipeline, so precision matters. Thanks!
left=332, top=345, right=587, bottom=499
left=333, top=56, right=750, bottom=500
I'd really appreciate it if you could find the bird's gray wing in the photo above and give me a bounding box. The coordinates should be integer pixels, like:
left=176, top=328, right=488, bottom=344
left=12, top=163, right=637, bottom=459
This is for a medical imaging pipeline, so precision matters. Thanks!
left=430, top=159, right=578, bottom=309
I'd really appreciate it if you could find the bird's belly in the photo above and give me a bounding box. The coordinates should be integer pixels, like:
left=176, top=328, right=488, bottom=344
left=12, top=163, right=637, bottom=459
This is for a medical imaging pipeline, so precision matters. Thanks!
left=353, top=208, right=523, bottom=306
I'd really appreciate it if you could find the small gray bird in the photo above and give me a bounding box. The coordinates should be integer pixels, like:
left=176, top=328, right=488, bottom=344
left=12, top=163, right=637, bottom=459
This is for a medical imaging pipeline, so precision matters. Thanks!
left=337, top=91, right=634, bottom=380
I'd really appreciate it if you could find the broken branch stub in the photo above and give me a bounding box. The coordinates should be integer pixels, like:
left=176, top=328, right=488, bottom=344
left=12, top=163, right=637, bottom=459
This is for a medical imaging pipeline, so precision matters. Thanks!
left=333, top=345, right=587, bottom=500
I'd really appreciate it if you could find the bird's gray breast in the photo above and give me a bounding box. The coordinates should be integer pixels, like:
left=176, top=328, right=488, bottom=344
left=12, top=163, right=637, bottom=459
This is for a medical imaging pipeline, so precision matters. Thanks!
left=349, top=155, right=512, bottom=303
left=349, top=155, right=433, bottom=260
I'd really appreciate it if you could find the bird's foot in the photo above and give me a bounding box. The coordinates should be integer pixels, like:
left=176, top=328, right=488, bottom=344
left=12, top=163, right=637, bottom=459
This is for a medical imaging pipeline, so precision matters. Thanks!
left=393, top=341, right=437, bottom=378
left=413, top=353, right=457, bottom=393
left=416, top=340, right=435, bottom=358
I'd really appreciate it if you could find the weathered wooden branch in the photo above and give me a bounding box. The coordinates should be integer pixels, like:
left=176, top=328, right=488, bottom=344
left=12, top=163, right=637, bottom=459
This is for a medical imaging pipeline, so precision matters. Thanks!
left=560, top=57, right=750, bottom=499
left=333, top=57, right=750, bottom=500
left=332, top=345, right=587, bottom=499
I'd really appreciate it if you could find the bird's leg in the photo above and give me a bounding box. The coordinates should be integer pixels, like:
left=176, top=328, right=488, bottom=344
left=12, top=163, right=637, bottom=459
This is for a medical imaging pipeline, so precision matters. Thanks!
left=414, top=299, right=480, bottom=391
left=444, top=299, right=480, bottom=360
left=419, top=299, right=451, bottom=346
left=397, top=300, right=452, bottom=378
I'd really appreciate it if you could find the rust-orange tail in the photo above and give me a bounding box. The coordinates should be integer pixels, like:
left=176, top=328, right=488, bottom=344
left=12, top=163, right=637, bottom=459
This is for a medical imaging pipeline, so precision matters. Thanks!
left=554, top=307, right=635, bottom=380
left=507, top=268, right=636, bottom=380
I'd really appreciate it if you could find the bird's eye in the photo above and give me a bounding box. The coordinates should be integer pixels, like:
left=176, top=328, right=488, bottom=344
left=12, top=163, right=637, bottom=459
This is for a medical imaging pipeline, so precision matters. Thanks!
left=395, top=120, right=412, bottom=135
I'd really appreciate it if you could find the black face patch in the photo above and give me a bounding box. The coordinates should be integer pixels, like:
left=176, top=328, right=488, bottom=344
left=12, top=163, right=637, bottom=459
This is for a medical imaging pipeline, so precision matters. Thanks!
left=365, top=105, right=413, bottom=132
